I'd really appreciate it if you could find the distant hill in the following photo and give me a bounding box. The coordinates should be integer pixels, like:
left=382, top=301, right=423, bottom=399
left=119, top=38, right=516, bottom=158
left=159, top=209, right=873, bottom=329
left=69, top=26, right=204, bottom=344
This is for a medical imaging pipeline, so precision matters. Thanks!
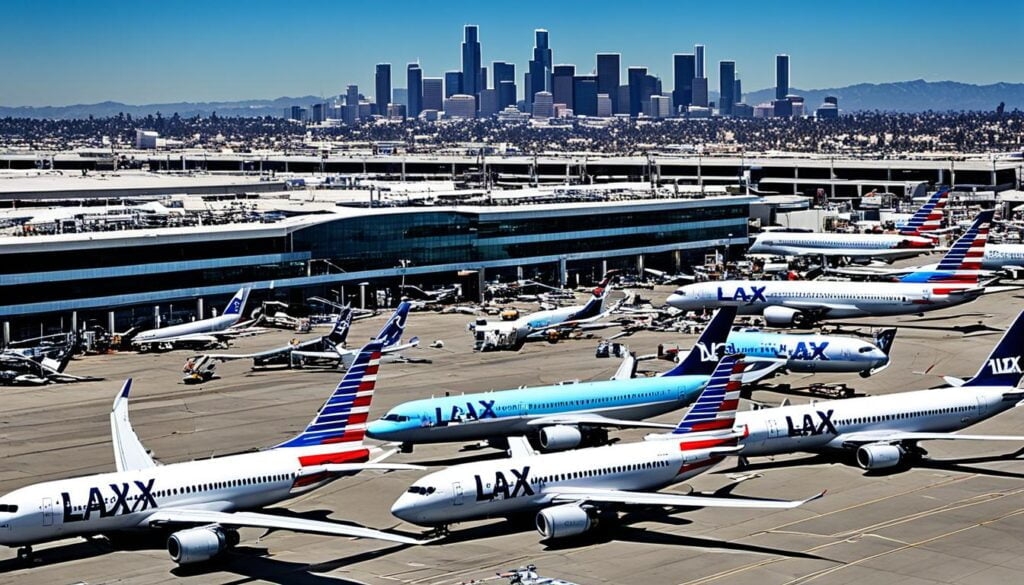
left=1, top=80, right=1022, bottom=119
left=735, top=80, right=1024, bottom=112
left=0, top=96, right=324, bottom=120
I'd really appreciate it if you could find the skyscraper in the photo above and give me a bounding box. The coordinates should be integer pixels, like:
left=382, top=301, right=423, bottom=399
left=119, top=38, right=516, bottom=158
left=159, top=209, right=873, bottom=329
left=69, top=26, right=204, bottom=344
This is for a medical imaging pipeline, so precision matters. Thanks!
left=407, top=63, right=423, bottom=118
left=422, top=77, right=443, bottom=112
left=444, top=71, right=463, bottom=98
left=462, top=25, right=481, bottom=99
left=375, top=63, right=391, bottom=116
left=552, top=64, right=575, bottom=109
left=719, top=60, right=736, bottom=116
left=527, top=29, right=553, bottom=108
left=596, top=53, right=621, bottom=114
left=691, top=77, right=709, bottom=108
left=776, top=54, right=790, bottom=100
left=627, top=66, right=646, bottom=117
left=492, top=61, right=516, bottom=108
left=531, top=91, right=554, bottom=118
left=672, top=53, right=696, bottom=113
left=573, top=75, right=598, bottom=117
left=694, top=44, right=705, bottom=79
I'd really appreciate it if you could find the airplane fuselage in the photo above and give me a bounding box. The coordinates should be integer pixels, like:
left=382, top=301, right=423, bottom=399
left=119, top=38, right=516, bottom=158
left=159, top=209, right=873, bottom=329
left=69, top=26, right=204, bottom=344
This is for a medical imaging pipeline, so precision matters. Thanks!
left=724, top=329, right=888, bottom=374
left=133, top=314, right=240, bottom=346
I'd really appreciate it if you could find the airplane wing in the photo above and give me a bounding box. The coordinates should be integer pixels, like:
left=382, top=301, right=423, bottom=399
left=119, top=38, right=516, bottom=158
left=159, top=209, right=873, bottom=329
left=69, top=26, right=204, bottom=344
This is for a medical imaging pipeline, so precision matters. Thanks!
left=383, top=337, right=420, bottom=353
left=298, top=463, right=424, bottom=476
left=526, top=413, right=677, bottom=430
left=110, top=379, right=158, bottom=472
left=507, top=436, right=536, bottom=458
left=202, top=346, right=292, bottom=362
left=838, top=430, right=1024, bottom=445
left=145, top=509, right=431, bottom=545
left=780, top=300, right=865, bottom=314
left=549, top=486, right=824, bottom=509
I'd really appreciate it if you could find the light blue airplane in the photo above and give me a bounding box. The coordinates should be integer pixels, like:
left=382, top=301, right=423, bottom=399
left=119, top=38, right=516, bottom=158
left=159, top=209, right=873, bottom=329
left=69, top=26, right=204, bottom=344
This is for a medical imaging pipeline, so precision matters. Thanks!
left=367, top=307, right=739, bottom=453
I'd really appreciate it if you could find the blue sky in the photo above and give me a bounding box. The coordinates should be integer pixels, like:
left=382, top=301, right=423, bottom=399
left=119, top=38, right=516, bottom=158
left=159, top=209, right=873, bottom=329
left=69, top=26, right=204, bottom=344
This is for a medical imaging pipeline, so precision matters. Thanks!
left=1, top=0, right=1021, bottom=106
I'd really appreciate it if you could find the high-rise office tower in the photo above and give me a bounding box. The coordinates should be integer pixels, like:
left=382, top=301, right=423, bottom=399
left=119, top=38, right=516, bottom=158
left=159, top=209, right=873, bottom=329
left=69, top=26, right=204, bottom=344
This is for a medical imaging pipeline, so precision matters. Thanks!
left=527, top=29, right=553, bottom=108
left=531, top=91, right=554, bottom=118
left=617, top=84, right=630, bottom=116
left=346, top=85, right=359, bottom=106
left=627, top=66, right=647, bottom=117
left=480, top=66, right=487, bottom=91
left=694, top=44, right=705, bottom=79
left=375, top=63, right=391, bottom=116
left=596, top=93, right=613, bottom=117
left=672, top=53, right=696, bottom=112
left=692, top=78, right=708, bottom=108
left=775, top=54, right=790, bottom=100
left=462, top=25, right=481, bottom=98
left=492, top=61, right=516, bottom=108
left=422, top=77, right=444, bottom=112
left=573, top=75, right=598, bottom=117
left=734, top=77, right=742, bottom=104
left=552, top=64, right=575, bottom=109
left=444, top=94, right=477, bottom=119
left=719, top=60, right=736, bottom=116
left=407, top=63, right=423, bottom=118
left=478, top=89, right=498, bottom=116
left=596, top=53, right=621, bottom=114
left=444, top=71, right=463, bottom=98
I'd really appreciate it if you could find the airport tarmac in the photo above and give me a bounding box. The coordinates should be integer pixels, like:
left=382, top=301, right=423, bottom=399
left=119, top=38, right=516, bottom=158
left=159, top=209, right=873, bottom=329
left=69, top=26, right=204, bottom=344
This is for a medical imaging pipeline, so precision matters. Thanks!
left=3, top=286, right=1024, bottom=585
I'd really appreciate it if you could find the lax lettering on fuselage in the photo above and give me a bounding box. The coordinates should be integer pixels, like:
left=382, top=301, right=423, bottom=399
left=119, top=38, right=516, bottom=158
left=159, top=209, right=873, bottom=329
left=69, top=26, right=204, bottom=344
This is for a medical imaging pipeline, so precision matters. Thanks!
left=434, top=400, right=498, bottom=425
left=61, top=478, right=157, bottom=523
left=791, top=341, right=830, bottom=361
left=474, top=466, right=534, bottom=501
left=785, top=410, right=837, bottom=437
left=717, top=286, right=767, bottom=304
left=987, top=356, right=1022, bottom=375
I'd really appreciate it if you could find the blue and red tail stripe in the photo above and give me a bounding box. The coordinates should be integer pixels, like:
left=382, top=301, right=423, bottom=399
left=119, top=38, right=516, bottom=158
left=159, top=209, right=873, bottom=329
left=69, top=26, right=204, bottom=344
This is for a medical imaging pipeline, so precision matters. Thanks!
left=900, top=210, right=993, bottom=284
left=672, top=354, right=743, bottom=436
left=899, top=188, right=949, bottom=237
left=275, top=341, right=383, bottom=449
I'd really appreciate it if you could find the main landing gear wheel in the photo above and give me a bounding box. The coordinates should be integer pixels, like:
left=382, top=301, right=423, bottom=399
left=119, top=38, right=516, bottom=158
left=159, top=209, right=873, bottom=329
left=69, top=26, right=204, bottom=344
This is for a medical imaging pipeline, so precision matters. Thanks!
left=17, top=546, right=33, bottom=562
left=428, top=525, right=450, bottom=538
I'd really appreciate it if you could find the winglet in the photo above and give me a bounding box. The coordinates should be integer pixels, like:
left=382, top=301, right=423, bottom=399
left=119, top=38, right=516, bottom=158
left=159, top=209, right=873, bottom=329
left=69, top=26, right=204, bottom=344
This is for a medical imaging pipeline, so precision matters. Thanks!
left=110, top=379, right=157, bottom=472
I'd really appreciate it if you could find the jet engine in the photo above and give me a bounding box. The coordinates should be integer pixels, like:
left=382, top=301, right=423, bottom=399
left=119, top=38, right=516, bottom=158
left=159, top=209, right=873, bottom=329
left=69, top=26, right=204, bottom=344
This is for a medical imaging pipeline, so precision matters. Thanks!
left=167, top=526, right=240, bottom=565
left=538, top=425, right=583, bottom=451
left=856, top=443, right=904, bottom=470
left=535, top=504, right=593, bottom=539
left=763, top=306, right=808, bottom=327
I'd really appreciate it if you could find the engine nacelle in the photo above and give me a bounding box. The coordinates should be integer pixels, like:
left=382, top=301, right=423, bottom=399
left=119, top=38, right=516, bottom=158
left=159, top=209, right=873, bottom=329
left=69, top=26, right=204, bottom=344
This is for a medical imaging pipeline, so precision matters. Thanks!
left=538, top=425, right=583, bottom=451
left=167, top=526, right=240, bottom=565
left=535, top=504, right=593, bottom=539
left=856, top=443, right=904, bottom=470
left=763, top=306, right=807, bottom=327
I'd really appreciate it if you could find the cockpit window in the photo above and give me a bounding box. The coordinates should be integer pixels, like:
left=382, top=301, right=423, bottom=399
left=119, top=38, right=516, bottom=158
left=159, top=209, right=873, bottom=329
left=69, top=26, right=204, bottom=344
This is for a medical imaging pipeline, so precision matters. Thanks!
left=0, top=504, right=18, bottom=512
left=383, top=413, right=410, bottom=422
left=406, top=486, right=436, bottom=495
left=858, top=346, right=874, bottom=353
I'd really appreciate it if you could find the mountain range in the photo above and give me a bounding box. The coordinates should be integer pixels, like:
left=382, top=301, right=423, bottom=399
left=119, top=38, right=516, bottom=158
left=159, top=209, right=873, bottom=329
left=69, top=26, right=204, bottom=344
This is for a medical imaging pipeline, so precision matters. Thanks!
left=1, top=80, right=1020, bottom=119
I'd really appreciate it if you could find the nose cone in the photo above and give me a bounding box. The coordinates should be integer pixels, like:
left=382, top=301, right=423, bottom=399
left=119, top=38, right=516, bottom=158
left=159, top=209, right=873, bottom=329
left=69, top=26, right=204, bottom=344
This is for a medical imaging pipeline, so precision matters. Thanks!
left=390, top=493, right=418, bottom=524
left=666, top=292, right=690, bottom=309
left=365, top=419, right=390, bottom=440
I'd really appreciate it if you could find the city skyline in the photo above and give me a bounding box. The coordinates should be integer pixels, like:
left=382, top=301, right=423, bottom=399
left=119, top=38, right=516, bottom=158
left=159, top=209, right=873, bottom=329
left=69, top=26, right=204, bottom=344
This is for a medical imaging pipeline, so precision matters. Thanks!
left=1, top=0, right=1022, bottom=106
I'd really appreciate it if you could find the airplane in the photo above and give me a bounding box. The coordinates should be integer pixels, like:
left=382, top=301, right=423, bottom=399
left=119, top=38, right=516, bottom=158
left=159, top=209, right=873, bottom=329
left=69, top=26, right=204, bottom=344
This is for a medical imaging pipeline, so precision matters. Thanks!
left=367, top=307, right=738, bottom=453
left=658, top=310, right=1024, bottom=471
left=667, top=210, right=1003, bottom=327
left=662, top=326, right=896, bottom=384
left=469, top=272, right=620, bottom=351
left=747, top=188, right=949, bottom=262
left=0, top=337, right=429, bottom=565
left=389, top=354, right=824, bottom=541
left=833, top=242, right=1024, bottom=281
left=132, top=287, right=256, bottom=352
left=0, top=332, right=101, bottom=385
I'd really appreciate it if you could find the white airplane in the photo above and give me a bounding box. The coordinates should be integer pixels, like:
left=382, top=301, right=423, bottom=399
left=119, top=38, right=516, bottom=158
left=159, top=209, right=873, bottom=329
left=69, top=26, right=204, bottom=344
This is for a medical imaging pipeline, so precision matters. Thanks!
left=668, top=211, right=1002, bottom=327
left=469, top=272, right=620, bottom=351
left=201, top=302, right=419, bottom=369
left=132, top=287, right=255, bottom=351
left=0, top=338, right=428, bottom=565
left=663, top=310, right=1024, bottom=471
left=749, top=189, right=950, bottom=262
left=390, top=355, right=824, bottom=541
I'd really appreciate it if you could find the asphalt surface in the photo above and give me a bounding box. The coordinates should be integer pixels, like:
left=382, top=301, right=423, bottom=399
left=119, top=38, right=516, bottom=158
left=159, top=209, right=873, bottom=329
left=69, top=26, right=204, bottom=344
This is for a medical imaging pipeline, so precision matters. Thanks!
left=3, top=285, right=1024, bottom=585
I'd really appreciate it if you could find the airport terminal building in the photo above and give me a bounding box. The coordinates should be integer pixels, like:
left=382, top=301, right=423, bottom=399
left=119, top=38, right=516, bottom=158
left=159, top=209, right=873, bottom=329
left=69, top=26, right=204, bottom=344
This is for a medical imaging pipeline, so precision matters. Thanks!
left=0, top=195, right=753, bottom=339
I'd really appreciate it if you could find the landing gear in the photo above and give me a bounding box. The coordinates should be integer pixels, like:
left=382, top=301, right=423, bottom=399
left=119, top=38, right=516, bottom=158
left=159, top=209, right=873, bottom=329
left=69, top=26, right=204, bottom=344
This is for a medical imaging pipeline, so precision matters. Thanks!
left=737, top=456, right=750, bottom=469
left=427, top=525, right=450, bottom=538
left=16, top=546, right=33, bottom=562
left=400, top=442, right=414, bottom=454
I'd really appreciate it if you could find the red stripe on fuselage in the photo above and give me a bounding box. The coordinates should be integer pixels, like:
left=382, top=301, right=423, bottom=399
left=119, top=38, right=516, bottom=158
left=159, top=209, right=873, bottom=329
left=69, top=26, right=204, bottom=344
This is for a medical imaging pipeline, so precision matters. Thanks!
left=298, top=448, right=370, bottom=467
left=679, top=436, right=738, bottom=451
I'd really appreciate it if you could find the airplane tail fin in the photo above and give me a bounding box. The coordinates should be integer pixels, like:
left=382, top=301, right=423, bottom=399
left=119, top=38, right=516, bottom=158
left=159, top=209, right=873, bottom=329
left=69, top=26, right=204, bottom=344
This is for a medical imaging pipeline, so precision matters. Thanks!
left=375, top=302, right=411, bottom=348
left=899, top=210, right=993, bottom=284
left=874, top=328, right=898, bottom=356
left=672, top=354, right=744, bottom=434
left=899, top=187, right=949, bottom=237
left=572, top=270, right=619, bottom=320
left=223, top=287, right=251, bottom=319
left=662, top=306, right=737, bottom=377
left=275, top=339, right=383, bottom=448
left=326, top=306, right=353, bottom=346
left=962, top=310, right=1024, bottom=388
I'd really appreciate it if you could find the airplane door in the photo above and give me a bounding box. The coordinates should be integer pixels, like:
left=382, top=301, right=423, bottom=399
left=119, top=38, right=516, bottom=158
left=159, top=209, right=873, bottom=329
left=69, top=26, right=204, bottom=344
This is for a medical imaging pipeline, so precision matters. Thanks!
left=41, top=497, right=53, bottom=526
left=452, top=482, right=464, bottom=506
left=976, top=395, right=988, bottom=418
left=765, top=418, right=783, bottom=442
